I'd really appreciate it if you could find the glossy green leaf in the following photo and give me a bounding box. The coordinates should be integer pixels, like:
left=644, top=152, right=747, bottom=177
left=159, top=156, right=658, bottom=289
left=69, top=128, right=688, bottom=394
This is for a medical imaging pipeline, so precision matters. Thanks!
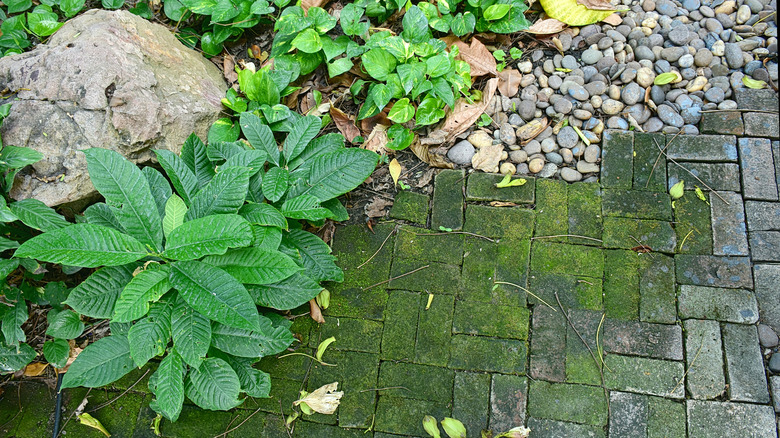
left=171, top=298, right=211, bottom=369
left=247, top=272, right=322, bottom=310
left=483, top=3, right=511, bottom=20
left=222, top=355, right=270, bottom=397
left=431, top=77, right=456, bottom=108
left=113, top=265, right=171, bottom=323
left=288, top=133, right=344, bottom=171
left=27, top=6, right=63, bottom=37
left=387, top=124, right=415, bottom=151
left=289, top=148, right=379, bottom=202
left=239, top=203, right=288, bottom=229
left=495, top=174, right=527, bottom=188
left=46, top=309, right=84, bottom=339
left=362, top=48, right=397, bottom=81
left=292, top=28, right=323, bottom=54
left=388, top=98, right=415, bottom=124
left=211, top=317, right=294, bottom=357
left=425, top=54, right=452, bottom=78
left=327, top=57, right=353, bottom=78
left=83, top=203, right=124, bottom=233
left=60, top=335, right=135, bottom=389
left=65, top=265, right=135, bottom=319
left=401, top=5, right=431, bottom=43
left=9, top=198, right=68, bottom=232
left=128, top=301, right=172, bottom=367
left=281, top=194, right=332, bottom=221
left=143, top=167, right=173, bottom=219
left=208, top=118, right=240, bottom=143
left=59, top=0, right=85, bottom=17
left=240, top=112, right=280, bottom=166
left=203, top=247, right=301, bottom=285
left=185, top=357, right=243, bottom=410
left=43, top=338, right=70, bottom=369
left=340, top=3, right=369, bottom=36
left=0, top=342, right=35, bottom=372
left=251, top=225, right=283, bottom=250
left=163, top=195, right=187, bottom=238
left=282, top=229, right=343, bottom=282
left=181, top=133, right=215, bottom=190
left=155, top=149, right=199, bottom=207
left=370, top=83, right=393, bottom=111
left=149, top=350, right=185, bottom=422
left=415, top=96, right=446, bottom=126
left=238, top=68, right=280, bottom=106
left=2, top=299, right=26, bottom=346
left=283, top=115, right=321, bottom=163
left=185, top=167, right=253, bottom=221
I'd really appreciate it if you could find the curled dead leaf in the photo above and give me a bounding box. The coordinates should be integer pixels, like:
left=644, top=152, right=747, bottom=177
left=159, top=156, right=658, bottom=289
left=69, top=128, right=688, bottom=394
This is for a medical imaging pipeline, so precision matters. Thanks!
left=293, top=382, right=344, bottom=415
left=527, top=18, right=568, bottom=35
left=454, top=38, right=498, bottom=77
left=302, top=0, right=330, bottom=12
left=222, top=55, right=238, bottom=84
left=516, top=117, right=549, bottom=144
left=601, top=13, right=623, bottom=25
left=330, top=107, right=361, bottom=143
left=78, top=413, right=111, bottom=437
left=411, top=141, right=455, bottom=169
left=490, top=201, right=519, bottom=207
left=497, top=68, right=522, bottom=97
left=362, top=124, right=390, bottom=156
left=365, top=197, right=393, bottom=218
left=437, top=77, right=499, bottom=144
left=309, top=299, right=325, bottom=324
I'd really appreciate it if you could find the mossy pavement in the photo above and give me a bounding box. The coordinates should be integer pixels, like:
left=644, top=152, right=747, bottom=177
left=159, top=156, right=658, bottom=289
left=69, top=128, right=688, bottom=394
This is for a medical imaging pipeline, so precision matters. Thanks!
left=2, top=91, right=779, bottom=437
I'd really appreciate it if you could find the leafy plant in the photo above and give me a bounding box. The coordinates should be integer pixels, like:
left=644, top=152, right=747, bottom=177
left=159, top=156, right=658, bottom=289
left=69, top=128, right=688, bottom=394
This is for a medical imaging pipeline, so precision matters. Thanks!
left=12, top=116, right=377, bottom=420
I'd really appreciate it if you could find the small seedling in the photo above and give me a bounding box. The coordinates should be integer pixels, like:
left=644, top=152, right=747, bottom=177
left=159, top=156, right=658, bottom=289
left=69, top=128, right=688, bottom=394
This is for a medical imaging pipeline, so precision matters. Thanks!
left=477, top=113, right=493, bottom=127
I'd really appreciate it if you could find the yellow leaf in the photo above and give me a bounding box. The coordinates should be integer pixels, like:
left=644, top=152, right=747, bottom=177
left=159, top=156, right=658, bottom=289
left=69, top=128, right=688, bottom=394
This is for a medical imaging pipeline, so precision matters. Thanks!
left=78, top=413, right=111, bottom=437
left=695, top=186, right=710, bottom=205
left=24, top=362, right=48, bottom=377
left=389, top=159, right=402, bottom=187
left=426, top=293, right=434, bottom=310
left=669, top=180, right=684, bottom=199
left=539, top=0, right=616, bottom=26
left=742, top=76, right=767, bottom=89
left=654, top=72, right=680, bottom=85
left=315, top=288, right=330, bottom=309
left=316, top=337, right=336, bottom=362
left=496, top=174, right=527, bottom=188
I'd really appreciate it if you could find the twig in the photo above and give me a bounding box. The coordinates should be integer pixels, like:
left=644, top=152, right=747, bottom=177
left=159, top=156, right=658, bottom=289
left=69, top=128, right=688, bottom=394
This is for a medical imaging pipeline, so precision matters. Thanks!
left=358, top=386, right=410, bottom=393
left=530, top=235, right=602, bottom=243
left=280, top=400, right=294, bottom=438
left=646, top=132, right=680, bottom=189
left=213, top=406, right=264, bottom=438
left=678, top=229, right=694, bottom=252
left=87, top=369, right=151, bottom=413
left=276, top=352, right=336, bottom=367
left=362, top=265, right=429, bottom=291
left=652, top=137, right=729, bottom=204
left=412, top=231, right=497, bottom=242
left=357, top=226, right=397, bottom=269
left=493, top=281, right=556, bottom=311
left=670, top=337, right=705, bottom=396
left=595, top=313, right=612, bottom=372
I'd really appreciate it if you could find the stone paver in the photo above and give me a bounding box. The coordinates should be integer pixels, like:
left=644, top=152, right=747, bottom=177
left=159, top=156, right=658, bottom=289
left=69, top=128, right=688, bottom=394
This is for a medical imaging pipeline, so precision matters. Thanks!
left=722, top=323, right=770, bottom=403
left=739, top=137, right=779, bottom=201
left=709, top=191, right=749, bottom=256
left=683, top=319, right=726, bottom=400
left=687, top=400, right=777, bottom=438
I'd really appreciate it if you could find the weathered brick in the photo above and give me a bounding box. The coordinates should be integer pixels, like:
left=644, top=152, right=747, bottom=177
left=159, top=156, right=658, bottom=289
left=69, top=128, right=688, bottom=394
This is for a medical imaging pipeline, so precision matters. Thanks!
left=258, top=354, right=312, bottom=382
left=527, top=381, right=608, bottom=426
left=0, top=383, right=55, bottom=438
left=633, top=133, right=667, bottom=191
left=388, top=258, right=461, bottom=294
left=647, top=397, right=686, bottom=438
left=665, top=134, right=738, bottom=162
left=602, top=217, right=676, bottom=253
left=534, top=179, right=568, bottom=241
left=722, top=323, right=771, bottom=403
left=530, top=241, right=604, bottom=278
left=602, top=189, right=672, bottom=221
left=381, top=290, right=419, bottom=361
left=774, top=141, right=780, bottom=188
left=528, top=272, right=602, bottom=311
left=466, top=172, right=535, bottom=203
left=463, top=205, right=535, bottom=239
left=674, top=255, right=753, bottom=289
left=677, top=285, right=759, bottom=323
left=687, top=400, right=776, bottom=438
left=567, top=182, right=603, bottom=245
left=744, top=111, right=780, bottom=138
left=735, top=88, right=780, bottom=111
left=160, top=404, right=232, bottom=437
left=431, top=169, right=465, bottom=231
left=325, top=287, right=388, bottom=321
left=529, top=306, right=566, bottom=382
left=461, top=238, right=499, bottom=303
left=604, top=354, right=685, bottom=398
left=294, top=422, right=366, bottom=437
left=242, top=377, right=300, bottom=414
left=331, top=223, right=396, bottom=291
left=744, top=201, right=780, bottom=231
left=604, top=249, right=640, bottom=320
left=739, top=137, right=779, bottom=201
left=667, top=162, right=741, bottom=192
left=672, top=192, right=713, bottom=255
left=771, top=376, right=780, bottom=413
left=750, top=231, right=780, bottom=262
left=374, top=396, right=450, bottom=436
left=452, top=300, right=529, bottom=339
left=389, top=190, right=430, bottom=225
left=639, top=254, right=677, bottom=324
left=461, top=238, right=530, bottom=306
left=377, top=361, right=454, bottom=401
left=453, top=372, right=490, bottom=437
left=755, top=264, right=780, bottom=334
left=710, top=191, right=749, bottom=256
left=316, top=317, right=383, bottom=354
left=601, top=130, right=634, bottom=189
left=683, top=319, right=726, bottom=400
left=526, top=417, right=606, bottom=438
left=448, top=335, right=526, bottom=374
left=489, top=374, right=527, bottom=432
left=699, top=111, right=744, bottom=135
left=415, top=293, right=454, bottom=367
left=394, top=225, right=464, bottom=264
left=609, top=392, right=648, bottom=438
left=565, top=310, right=602, bottom=386
left=603, top=319, right=683, bottom=360
left=494, top=238, right=531, bottom=307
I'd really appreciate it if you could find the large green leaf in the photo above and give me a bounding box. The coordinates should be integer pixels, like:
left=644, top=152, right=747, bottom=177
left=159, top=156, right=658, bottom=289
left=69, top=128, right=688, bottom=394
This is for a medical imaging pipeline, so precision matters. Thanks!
left=9, top=199, right=68, bottom=232
left=222, top=150, right=268, bottom=172
left=113, top=264, right=171, bottom=323
left=83, top=148, right=163, bottom=251
left=247, top=272, right=322, bottom=310
left=128, top=301, right=172, bottom=367
left=163, top=194, right=187, bottom=238
left=45, top=309, right=84, bottom=339
left=222, top=354, right=270, bottom=398
left=14, top=224, right=148, bottom=268
left=2, top=299, right=26, bottom=345
left=283, top=115, right=320, bottom=163
left=361, top=48, right=397, bottom=81
left=281, top=194, right=332, bottom=221
left=184, top=167, right=253, bottom=221
left=143, top=167, right=172, bottom=219
left=0, top=342, right=35, bottom=372
left=290, top=148, right=378, bottom=202
left=60, top=335, right=135, bottom=389
left=202, top=247, right=301, bottom=285
left=239, top=203, right=287, bottom=229
left=0, top=198, right=19, bottom=223
left=211, top=317, right=293, bottom=357
left=181, top=133, right=215, bottom=190
left=155, top=150, right=199, bottom=207
left=170, top=261, right=260, bottom=331
left=185, top=357, right=242, bottom=410
left=83, top=203, right=124, bottom=233
left=65, top=265, right=135, bottom=319
left=401, top=5, right=431, bottom=43
left=282, top=229, right=343, bottom=282
left=251, top=225, right=283, bottom=250
left=240, top=112, right=280, bottom=166
left=287, top=133, right=344, bottom=171
left=0, top=259, right=20, bottom=283
left=149, top=349, right=185, bottom=422
left=261, top=166, right=289, bottom=203
left=43, top=338, right=70, bottom=369
left=163, top=214, right=253, bottom=260
left=171, top=298, right=211, bottom=369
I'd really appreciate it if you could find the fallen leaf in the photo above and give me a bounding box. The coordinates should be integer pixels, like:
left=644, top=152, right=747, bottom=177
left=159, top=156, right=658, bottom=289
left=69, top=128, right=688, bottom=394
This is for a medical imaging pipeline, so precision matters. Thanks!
left=576, top=0, right=618, bottom=10
left=315, top=288, right=330, bottom=309
left=695, top=186, right=710, bottom=205
left=497, top=68, right=522, bottom=97
left=526, top=18, right=568, bottom=35
left=539, top=0, right=616, bottom=26
left=316, top=337, right=335, bottom=361
left=742, top=76, right=767, bottom=89
left=293, top=382, right=344, bottom=415
left=78, top=413, right=111, bottom=437
left=24, top=362, right=48, bottom=377
left=222, top=55, right=238, bottom=84
left=410, top=141, right=454, bottom=168
left=362, top=125, right=390, bottom=156
left=490, top=201, right=519, bottom=207
left=309, top=299, right=325, bottom=323
left=496, top=174, right=527, bottom=187
left=495, top=426, right=532, bottom=438
left=454, top=38, right=497, bottom=77
left=308, top=102, right=331, bottom=117
left=330, top=107, right=361, bottom=143
left=59, top=341, right=82, bottom=373
left=516, top=117, right=549, bottom=144
left=365, top=197, right=393, bottom=218
left=437, top=77, right=499, bottom=144
left=669, top=180, right=684, bottom=199
left=389, top=159, right=402, bottom=186
left=421, top=129, right=448, bottom=145
left=415, top=168, right=436, bottom=188
left=300, top=91, right=316, bottom=114
left=601, top=13, right=623, bottom=25
left=472, top=144, right=503, bottom=172
left=631, top=245, right=652, bottom=253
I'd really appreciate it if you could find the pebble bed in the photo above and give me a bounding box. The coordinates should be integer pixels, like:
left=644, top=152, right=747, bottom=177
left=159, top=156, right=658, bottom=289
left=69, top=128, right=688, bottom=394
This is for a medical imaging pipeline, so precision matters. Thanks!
left=447, top=0, right=779, bottom=182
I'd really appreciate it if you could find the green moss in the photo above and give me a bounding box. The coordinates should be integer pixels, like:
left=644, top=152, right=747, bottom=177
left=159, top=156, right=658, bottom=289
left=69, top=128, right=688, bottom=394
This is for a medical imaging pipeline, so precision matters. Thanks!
left=374, top=396, right=451, bottom=436
left=448, top=335, right=526, bottom=374
left=452, top=300, right=530, bottom=339
left=604, top=355, right=685, bottom=398
left=394, top=225, right=464, bottom=264
left=604, top=249, right=641, bottom=320
left=530, top=241, right=604, bottom=278
left=415, top=293, right=454, bottom=366
left=331, top=223, right=396, bottom=292
left=62, top=388, right=145, bottom=438
left=315, top=316, right=383, bottom=354
left=388, top=258, right=461, bottom=294
left=568, top=182, right=603, bottom=246
left=601, top=130, right=634, bottom=189
left=389, top=190, right=430, bottom=225
left=453, top=372, right=491, bottom=437
left=461, top=238, right=498, bottom=303
left=466, top=173, right=535, bottom=203
left=528, top=381, right=608, bottom=426
left=602, top=189, right=673, bottom=221
left=431, top=169, right=466, bottom=231
left=602, top=217, right=677, bottom=253
left=639, top=254, right=677, bottom=324
left=673, top=192, right=713, bottom=254
left=381, top=290, right=421, bottom=361
left=378, top=361, right=455, bottom=401
left=633, top=133, right=667, bottom=191
left=535, top=179, right=568, bottom=241
left=159, top=404, right=233, bottom=437
left=494, top=238, right=531, bottom=306
left=0, top=382, right=55, bottom=438
left=464, top=205, right=535, bottom=239
left=325, top=287, right=388, bottom=321
left=565, top=351, right=602, bottom=386
left=647, top=397, right=687, bottom=438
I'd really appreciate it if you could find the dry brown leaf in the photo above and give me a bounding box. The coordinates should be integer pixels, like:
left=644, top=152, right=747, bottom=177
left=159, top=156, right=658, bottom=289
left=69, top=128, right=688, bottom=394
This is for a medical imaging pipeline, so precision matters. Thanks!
left=490, top=201, right=519, bottom=207
left=330, top=107, right=361, bottom=143
left=601, top=12, right=623, bottom=25
left=59, top=341, right=82, bottom=373
left=526, top=18, right=568, bottom=34
left=300, top=91, right=316, bottom=114
left=497, top=68, right=522, bottom=97
left=517, top=117, right=549, bottom=144
left=415, top=168, right=436, bottom=188
left=222, top=55, right=238, bottom=84
left=362, top=125, right=389, bottom=156
left=454, top=38, right=497, bottom=77
left=410, top=142, right=455, bottom=168
left=309, top=299, right=325, bottom=323
left=302, top=0, right=330, bottom=12
left=24, top=362, right=48, bottom=377
left=437, top=77, right=499, bottom=144
left=365, top=197, right=393, bottom=218
left=576, top=0, right=617, bottom=10
left=294, top=382, right=343, bottom=414
left=420, top=129, right=448, bottom=145
left=360, top=113, right=392, bottom=133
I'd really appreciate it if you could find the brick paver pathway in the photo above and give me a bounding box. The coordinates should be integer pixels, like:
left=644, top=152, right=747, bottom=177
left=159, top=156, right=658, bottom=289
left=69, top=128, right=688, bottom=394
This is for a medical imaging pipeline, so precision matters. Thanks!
left=1, top=90, right=779, bottom=438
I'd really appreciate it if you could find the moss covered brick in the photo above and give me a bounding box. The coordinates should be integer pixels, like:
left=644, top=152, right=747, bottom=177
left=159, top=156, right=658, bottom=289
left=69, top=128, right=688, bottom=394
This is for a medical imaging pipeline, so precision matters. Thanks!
left=453, top=372, right=491, bottom=437
left=377, top=362, right=455, bottom=401
left=568, top=182, right=603, bottom=246
left=534, top=179, right=568, bottom=241
left=602, top=217, right=676, bottom=253
left=452, top=300, right=530, bottom=339
left=315, top=316, right=383, bottom=354
left=602, top=189, right=673, bottom=221
left=464, top=205, right=535, bottom=239
left=381, top=290, right=421, bottom=361
left=633, top=133, right=667, bottom=191
left=394, top=225, right=464, bottom=264
left=448, top=335, right=526, bottom=374
left=530, top=241, right=604, bottom=279
left=528, top=381, right=608, bottom=426
left=431, top=169, right=465, bottom=231
left=528, top=272, right=602, bottom=311
left=389, top=190, right=429, bottom=225
left=415, top=293, right=454, bottom=366
left=388, top=258, right=461, bottom=294
left=604, top=249, right=641, bottom=320
left=601, top=130, right=634, bottom=189
left=673, top=192, right=713, bottom=254
left=374, top=396, right=451, bottom=436
left=466, top=173, right=535, bottom=203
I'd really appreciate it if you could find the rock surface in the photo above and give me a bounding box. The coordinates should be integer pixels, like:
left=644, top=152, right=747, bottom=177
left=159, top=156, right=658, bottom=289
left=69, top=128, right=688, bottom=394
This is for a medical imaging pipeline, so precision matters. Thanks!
left=0, top=9, right=227, bottom=206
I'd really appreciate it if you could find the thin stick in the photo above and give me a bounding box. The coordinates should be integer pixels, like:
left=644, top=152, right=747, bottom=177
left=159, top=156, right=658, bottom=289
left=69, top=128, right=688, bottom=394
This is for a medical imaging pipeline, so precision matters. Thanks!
left=56, top=388, right=92, bottom=438
left=646, top=132, right=679, bottom=189
left=362, top=265, right=429, bottom=290
left=678, top=229, right=694, bottom=252
left=357, top=226, right=397, bottom=269
left=87, top=369, right=151, bottom=413
left=214, top=406, right=264, bottom=438
left=595, top=313, right=612, bottom=372
left=530, top=235, right=603, bottom=243
left=276, top=352, right=336, bottom=367
left=493, top=281, right=556, bottom=312
left=358, top=386, right=411, bottom=393
left=413, top=231, right=497, bottom=242
left=670, top=338, right=705, bottom=396
left=652, top=137, right=729, bottom=204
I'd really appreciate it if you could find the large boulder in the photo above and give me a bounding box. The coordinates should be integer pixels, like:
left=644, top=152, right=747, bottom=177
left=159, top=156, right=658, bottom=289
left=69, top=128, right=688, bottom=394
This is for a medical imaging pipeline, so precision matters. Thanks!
left=0, top=9, right=227, bottom=206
